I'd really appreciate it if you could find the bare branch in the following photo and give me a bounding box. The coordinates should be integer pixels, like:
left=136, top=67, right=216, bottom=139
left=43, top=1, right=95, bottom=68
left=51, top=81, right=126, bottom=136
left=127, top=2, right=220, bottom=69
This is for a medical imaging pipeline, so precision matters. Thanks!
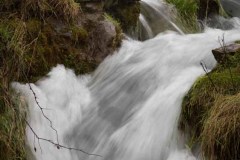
left=25, top=120, right=102, bottom=157
left=27, top=83, right=60, bottom=145
left=218, top=35, right=235, bottom=92
left=21, top=72, right=102, bottom=158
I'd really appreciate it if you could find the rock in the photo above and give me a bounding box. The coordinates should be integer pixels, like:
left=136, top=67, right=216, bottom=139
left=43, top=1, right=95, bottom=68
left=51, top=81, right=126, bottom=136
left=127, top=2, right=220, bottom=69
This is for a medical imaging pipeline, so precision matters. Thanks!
left=98, top=20, right=117, bottom=46
left=212, top=43, right=240, bottom=64
left=105, top=0, right=140, bottom=34
left=87, top=19, right=118, bottom=62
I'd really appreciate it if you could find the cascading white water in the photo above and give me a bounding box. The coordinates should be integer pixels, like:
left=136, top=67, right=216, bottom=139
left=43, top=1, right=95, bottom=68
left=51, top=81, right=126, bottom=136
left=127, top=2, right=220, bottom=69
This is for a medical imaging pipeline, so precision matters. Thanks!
left=139, top=0, right=184, bottom=40
left=139, top=14, right=154, bottom=38
left=12, top=21, right=240, bottom=160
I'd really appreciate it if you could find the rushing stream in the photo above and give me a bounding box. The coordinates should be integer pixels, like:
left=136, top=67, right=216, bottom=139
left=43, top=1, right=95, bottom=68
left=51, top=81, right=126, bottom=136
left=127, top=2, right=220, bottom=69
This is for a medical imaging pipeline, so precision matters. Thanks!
left=139, top=0, right=184, bottom=40
left=12, top=1, right=240, bottom=160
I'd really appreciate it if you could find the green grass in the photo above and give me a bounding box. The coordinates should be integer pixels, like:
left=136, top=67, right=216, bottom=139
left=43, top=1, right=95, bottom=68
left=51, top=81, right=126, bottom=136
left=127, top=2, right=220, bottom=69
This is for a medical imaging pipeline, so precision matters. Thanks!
left=166, top=0, right=199, bottom=33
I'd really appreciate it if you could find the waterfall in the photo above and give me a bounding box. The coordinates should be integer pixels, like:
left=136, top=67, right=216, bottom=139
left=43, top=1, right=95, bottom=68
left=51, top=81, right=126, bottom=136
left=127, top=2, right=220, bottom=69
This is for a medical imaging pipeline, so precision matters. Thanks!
left=139, top=0, right=184, bottom=40
left=12, top=1, right=240, bottom=160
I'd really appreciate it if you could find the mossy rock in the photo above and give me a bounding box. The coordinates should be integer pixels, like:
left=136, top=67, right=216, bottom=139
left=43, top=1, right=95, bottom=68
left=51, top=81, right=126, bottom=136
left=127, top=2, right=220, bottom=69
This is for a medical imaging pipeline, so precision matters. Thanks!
left=104, top=13, right=122, bottom=48
left=181, top=71, right=240, bottom=135
left=181, top=52, right=240, bottom=159
left=105, top=1, right=140, bottom=33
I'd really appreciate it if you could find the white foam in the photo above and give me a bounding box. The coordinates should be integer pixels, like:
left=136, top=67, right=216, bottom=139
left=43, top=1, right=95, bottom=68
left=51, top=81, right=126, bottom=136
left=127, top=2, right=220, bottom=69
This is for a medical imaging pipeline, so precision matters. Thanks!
left=13, top=23, right=240, bottom=160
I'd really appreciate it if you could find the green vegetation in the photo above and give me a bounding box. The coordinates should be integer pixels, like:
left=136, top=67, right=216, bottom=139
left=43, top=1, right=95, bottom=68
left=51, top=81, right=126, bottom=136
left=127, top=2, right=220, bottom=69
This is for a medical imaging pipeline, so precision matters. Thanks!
left=166, top=0, right=228, bottom=33
left=105, top=1, right=140, bottom=33
left=21, top=0, right=80, bottom=22
left=181, top=70, right=240, bottom=136
left=202, top=93, right=240, bottom=160
left=0, top=0, right=123, bottom=159
left=181, top=50, right=240, bottom=159
left=0, top=94, right=26, bottom=160
left=70, top=26, right=88, bottom=43
left=166, top=0, right=198, bottom=18
left=166, top=0, right=199, bottom=33
left=0, top=19, right=28, bottom=160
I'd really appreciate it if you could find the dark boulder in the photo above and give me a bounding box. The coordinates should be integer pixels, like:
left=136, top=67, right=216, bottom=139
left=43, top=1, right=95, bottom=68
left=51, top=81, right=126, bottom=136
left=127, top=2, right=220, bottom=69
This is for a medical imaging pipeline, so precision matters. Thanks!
left=198, top=0, right=219, bottom=20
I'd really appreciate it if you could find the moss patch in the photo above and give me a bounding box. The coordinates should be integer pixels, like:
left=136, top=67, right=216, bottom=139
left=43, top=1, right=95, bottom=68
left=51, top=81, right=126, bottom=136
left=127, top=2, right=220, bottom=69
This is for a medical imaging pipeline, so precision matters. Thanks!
left=105, top=1, right=140, bottom=33
left=181, top=51, right=240, bottom=159
left=181, top=71, right=240, bottom=136
left=70, top=26, right=88, bottom=43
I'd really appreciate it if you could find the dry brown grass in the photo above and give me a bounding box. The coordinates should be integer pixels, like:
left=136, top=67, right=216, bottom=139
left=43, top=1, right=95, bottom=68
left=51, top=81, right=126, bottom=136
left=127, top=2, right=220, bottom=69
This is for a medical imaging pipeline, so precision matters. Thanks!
left=0, top=94, right=27, bottom=160
left=201, top=93, right=240, bottom=160
left=0, top=18, right=28, bottom=160
left=180, top=70, right=240, bottom=139
left=21, top=0, right=80, bottom=22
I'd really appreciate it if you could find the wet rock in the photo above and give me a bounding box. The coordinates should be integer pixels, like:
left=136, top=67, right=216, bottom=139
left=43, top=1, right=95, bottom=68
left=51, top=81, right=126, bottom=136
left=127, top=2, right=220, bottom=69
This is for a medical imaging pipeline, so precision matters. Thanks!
left=212, top=43, right=240, bottom=64
left=87, top=19, right=118, bottom=62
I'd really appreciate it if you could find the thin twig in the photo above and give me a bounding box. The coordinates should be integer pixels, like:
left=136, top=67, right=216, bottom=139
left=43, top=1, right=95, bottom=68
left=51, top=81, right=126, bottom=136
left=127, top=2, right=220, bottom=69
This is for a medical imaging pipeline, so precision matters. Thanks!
left=218, top=35, right=236, bottom=91
left=22, top=72, right=102, bottom=158
left=27, top=83, right=60, bottom=145
left=25, top=120, right=102, bottom=157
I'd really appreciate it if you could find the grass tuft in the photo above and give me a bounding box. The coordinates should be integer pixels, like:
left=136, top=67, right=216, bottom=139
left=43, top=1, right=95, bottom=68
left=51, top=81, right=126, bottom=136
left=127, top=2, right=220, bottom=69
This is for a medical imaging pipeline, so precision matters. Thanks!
left=20, top=0, right=80, bottom=22
left=201, top=93, right=240, bottom=160
left=181, top=70, right=240, bottom=138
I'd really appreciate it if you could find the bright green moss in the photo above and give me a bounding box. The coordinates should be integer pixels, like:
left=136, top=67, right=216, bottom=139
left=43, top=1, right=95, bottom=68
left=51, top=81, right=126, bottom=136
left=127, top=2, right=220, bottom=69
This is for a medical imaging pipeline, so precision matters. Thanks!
left=166, top=0, right=199, bottom=33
